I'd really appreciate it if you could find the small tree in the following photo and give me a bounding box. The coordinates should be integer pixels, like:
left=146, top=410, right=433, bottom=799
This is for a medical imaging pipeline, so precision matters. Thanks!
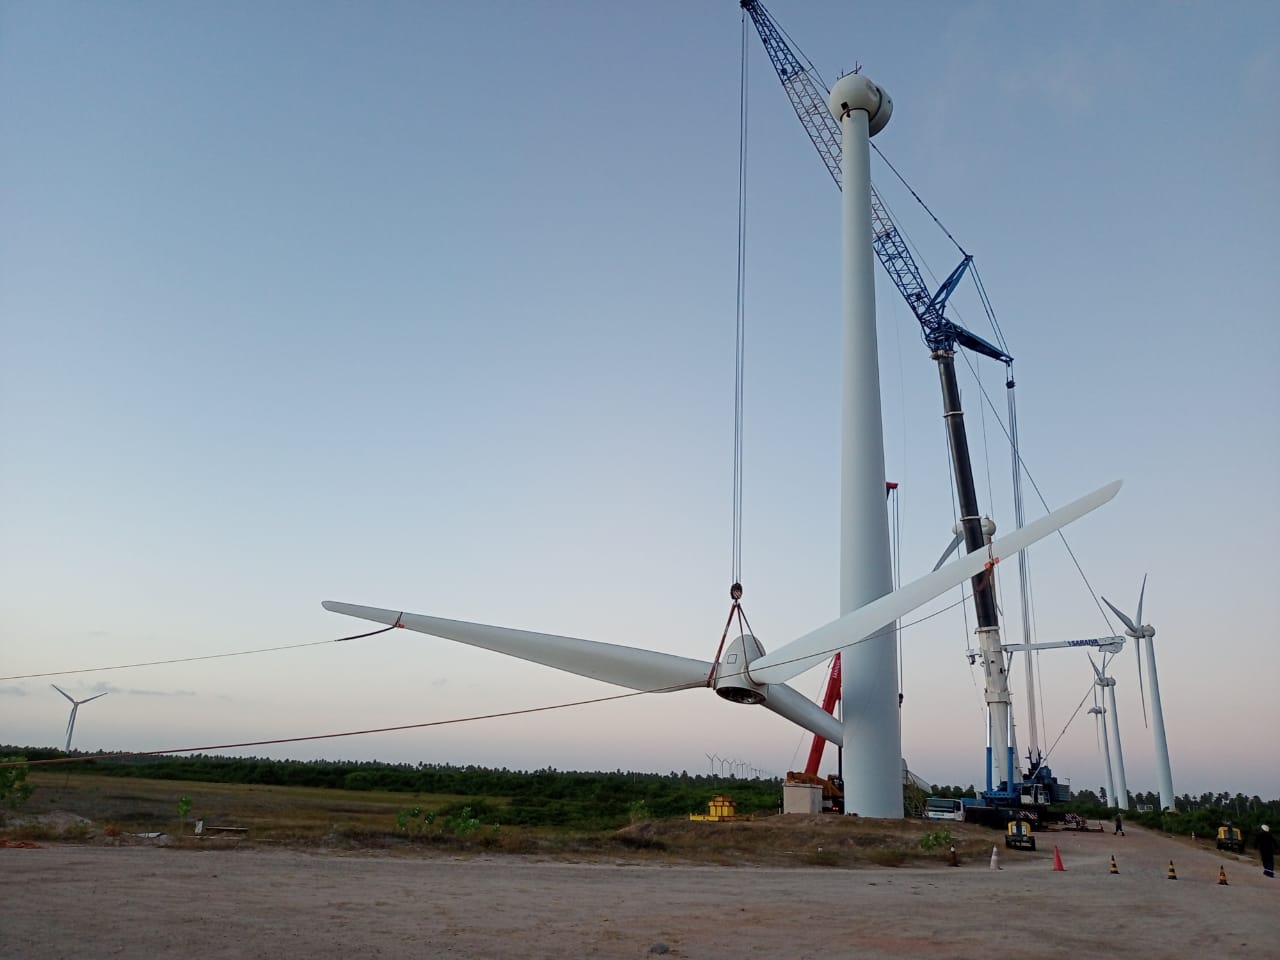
left=0, top=756, right=34, bottom=812
left=177, top=795, right=192, bottom=833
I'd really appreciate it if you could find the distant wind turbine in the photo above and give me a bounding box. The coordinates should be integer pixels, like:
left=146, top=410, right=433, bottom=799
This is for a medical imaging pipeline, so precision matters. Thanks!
left=1103, top=576, right=1174, bottom=811
left=1087, top=700, right=1116, bottom=806
left=51, top=684, right=108, bottom=752
left=1089, top=657, right=1128, bottom=810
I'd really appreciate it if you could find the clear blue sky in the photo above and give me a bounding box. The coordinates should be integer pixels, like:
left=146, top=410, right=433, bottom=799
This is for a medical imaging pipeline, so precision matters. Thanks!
left=3, top=1, right=1277, bottom=800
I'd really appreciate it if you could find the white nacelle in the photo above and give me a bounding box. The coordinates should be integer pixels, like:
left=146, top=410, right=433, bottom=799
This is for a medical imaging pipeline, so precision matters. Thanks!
left=828, top=73, right=893, bottom=136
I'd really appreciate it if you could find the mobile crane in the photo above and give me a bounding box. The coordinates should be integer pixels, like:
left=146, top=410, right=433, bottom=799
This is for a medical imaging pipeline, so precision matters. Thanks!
left=742, top=1, right=1055, bottom=817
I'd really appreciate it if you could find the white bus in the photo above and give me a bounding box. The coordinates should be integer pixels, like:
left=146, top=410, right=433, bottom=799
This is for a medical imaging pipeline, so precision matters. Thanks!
left=924, top=796, right=967, bottom=821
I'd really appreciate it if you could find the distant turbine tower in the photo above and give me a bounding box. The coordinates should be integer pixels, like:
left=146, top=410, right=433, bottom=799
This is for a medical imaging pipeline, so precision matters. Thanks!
left=1090, top=659, right=1128, bottom=810
left=51, top=684, right=108, bottom=752
left=1087, top=702, right=1116, bottom=806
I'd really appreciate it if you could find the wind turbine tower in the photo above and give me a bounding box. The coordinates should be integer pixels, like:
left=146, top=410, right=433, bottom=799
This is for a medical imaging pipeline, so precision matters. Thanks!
left=1091, top=662, right=1128, bottom=810
left=828, top=71, right=901, bottom=818
left=1088, top=703, right=1116, bottom=805
left=51, top=684, right=108, bottom=753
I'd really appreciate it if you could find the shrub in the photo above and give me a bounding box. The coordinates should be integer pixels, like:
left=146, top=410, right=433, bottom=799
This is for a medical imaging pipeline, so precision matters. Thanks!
left=443, top=806, right=481, bottom=836
left=919, top=828, right=952, bottom=852
left=0, top=757, right=33, bottom=811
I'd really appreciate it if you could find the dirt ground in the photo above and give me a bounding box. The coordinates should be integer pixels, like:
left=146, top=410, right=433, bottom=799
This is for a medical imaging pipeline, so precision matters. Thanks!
left=2, top=823, right=1275, bottom=959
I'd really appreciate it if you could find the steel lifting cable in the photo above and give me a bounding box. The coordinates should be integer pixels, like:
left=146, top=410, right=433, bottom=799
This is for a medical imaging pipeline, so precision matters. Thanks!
left=871, top=141, right=968, bottom=259
left=709, top=12, right=752, bottom=685
left=892, top=484, right=903, bottom=700
left=731, top=10, right=749, bottom=589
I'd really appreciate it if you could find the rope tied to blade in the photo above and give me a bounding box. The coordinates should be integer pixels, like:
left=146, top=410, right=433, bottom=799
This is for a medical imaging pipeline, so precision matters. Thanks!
left=334, top=612, right=404, bottom=642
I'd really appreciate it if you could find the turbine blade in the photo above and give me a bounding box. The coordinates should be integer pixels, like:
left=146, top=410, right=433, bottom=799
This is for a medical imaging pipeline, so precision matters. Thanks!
left=758, top=682, right=843, bottom=743
left=931, top=531, right=964, bottom=573
left=749, top=480, right=1122, bottom=685
left=322, top=601, right=711, bottom=692
left=82, top=691, right=109, bottom=704
left=1089, top=654, right=1103, bottom=681
left=51, top=683, right=75, bottom=703
left=1101, top=596, right=1139, bottom=635
left=1136, top=574, right=1147, bottom=630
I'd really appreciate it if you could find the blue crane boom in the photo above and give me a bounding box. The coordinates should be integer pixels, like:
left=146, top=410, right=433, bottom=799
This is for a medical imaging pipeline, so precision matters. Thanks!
left=740, top=0, right=1010, bottom=364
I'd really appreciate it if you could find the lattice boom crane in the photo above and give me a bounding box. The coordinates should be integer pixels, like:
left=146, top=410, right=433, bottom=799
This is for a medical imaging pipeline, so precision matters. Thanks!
left=740, top=0, right=1010, bottom=365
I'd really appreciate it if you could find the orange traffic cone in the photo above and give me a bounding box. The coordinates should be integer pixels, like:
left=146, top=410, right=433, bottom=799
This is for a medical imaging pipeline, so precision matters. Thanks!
left=1052, top=846, right=1065, bottom=871
left=948, top=845, right=959, bottom=867
left=1218, top=866, right=1228, bottom=885
left=1109, top=855, right=1119, bottom=875
left=1167, top=860, right=1178, bottom=880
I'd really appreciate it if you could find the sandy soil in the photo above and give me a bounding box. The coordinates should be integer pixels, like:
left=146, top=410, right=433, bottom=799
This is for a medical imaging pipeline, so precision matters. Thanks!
left=2, top=824, right=1274, bottom=959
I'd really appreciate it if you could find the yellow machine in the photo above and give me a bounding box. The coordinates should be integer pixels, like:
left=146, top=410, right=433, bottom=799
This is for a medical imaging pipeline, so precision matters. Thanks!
left=1005, top=819, right=1037, bottom=851
left=1216, top=825, right=1243, bottom=852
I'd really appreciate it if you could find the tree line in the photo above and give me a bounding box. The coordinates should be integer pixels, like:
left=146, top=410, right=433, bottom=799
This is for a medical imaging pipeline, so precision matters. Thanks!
left=7, top=746, right=1276, bottom=839
left=3, top=746, right=783, bottom=830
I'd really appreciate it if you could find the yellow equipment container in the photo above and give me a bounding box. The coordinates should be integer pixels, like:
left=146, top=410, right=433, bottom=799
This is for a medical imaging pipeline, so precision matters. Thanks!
left=689, top=795, right=748, bottom=821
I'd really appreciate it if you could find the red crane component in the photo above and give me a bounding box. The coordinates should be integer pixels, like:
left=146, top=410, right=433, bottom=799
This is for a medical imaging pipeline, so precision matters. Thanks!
left=802, top=653, right=841, bottom=777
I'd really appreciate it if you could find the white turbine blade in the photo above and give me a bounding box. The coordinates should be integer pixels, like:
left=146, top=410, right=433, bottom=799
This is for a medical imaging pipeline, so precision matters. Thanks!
left=1136, top=574, right=1147, bottom=630
left=65, top=702, right=79, bottom=750
left=1101, top=596, right=1138, bottom=635
left=749, top=479, right=1122, bottom=685
left=1089, top=654, right=1103, bottom=681
left=931, top=531, right=964, bottom=573
left=82, top=691, right=109, bottom=704
left=322, top=601, right=711, bottom=692
left=758, top=682, right=843, bottom=743
left=51, top=683, right=75, bottom=704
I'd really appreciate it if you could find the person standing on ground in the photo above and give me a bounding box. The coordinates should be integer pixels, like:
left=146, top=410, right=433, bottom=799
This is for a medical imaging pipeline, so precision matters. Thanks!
left=1114, top=813, right=1124, bottom=836
left=1258, top=824, right=1275, bottom=878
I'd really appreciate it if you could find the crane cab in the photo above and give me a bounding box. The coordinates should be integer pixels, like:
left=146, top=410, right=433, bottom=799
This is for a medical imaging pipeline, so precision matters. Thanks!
left=1018, top=783, right=1050, bottom=807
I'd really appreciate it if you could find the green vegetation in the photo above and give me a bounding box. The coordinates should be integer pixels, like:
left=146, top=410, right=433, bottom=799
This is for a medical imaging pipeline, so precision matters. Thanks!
left=9, top=747, right=1275, bottom=853
left=0, top=756, right=34, bottom=811
left=919, top=828, right=952, bottom=852
left=3, top=747, right=781, bottom=832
